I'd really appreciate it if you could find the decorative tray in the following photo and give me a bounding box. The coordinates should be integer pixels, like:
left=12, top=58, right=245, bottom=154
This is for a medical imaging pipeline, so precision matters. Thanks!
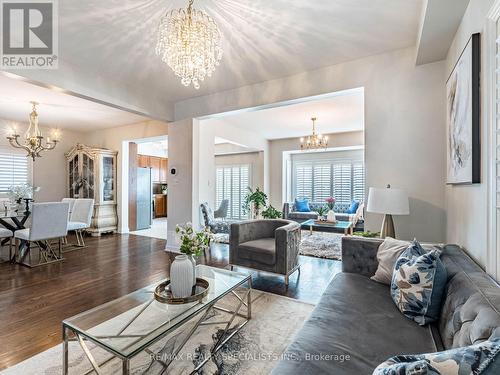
left=314, top=220, right=338, bottom=224
left=154, top=278, right=209, bottom=305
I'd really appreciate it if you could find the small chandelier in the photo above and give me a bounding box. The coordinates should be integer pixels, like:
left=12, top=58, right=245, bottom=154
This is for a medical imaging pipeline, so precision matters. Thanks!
left=155, top=0, right=223, bottom=89
left=6, top=102, right=59, bottom=161
left=300, top=117, right=328, bottom=150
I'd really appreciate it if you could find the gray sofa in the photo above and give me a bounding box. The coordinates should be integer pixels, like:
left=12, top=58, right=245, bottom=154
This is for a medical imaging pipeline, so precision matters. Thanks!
left=283, top=201, right=365, bottom=230
left=230, top=219, right=301, bottom=285
left=272, top=237, right=500, bottom=374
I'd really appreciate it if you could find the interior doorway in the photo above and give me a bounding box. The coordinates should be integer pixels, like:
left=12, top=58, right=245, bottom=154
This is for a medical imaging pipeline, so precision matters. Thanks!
left=127, top=136, right=168, bottom=240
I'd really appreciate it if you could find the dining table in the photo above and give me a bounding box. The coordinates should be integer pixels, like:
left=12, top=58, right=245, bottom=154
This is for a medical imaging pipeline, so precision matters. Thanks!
left=0, top=209, right=31, bottom=263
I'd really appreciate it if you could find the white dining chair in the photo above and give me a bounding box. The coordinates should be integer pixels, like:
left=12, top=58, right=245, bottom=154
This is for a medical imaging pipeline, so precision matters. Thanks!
left=67, top=198, right=94, bottom=247
left=15, top=202, right=69, bottom=267
left=62, top=198, right=76, bottom=217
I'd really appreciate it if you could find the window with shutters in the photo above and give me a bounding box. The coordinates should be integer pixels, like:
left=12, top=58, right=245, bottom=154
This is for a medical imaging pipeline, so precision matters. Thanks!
left=215, top=164, right=250, bottom=219
left=0, top=151, right=29, bottom=193
left=292, top=156, right=364, bottom=205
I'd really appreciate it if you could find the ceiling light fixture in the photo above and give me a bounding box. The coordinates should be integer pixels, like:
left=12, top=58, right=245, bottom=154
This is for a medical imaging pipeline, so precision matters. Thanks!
left=300, top=117, right=328, bottom=150
left=6, top=102, right=60, bottom=161
left=155, top=0, right=223, bottom=90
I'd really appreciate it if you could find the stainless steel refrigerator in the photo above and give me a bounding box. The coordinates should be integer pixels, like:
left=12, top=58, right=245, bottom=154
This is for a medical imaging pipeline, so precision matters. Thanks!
left=136, top=167, right=152, bottom=230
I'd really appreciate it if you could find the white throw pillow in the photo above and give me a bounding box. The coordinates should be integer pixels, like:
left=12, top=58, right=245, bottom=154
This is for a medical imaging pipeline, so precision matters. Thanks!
left=371, top=237, right=439, bottom=285
left=371, top=237, right=410, bottom=285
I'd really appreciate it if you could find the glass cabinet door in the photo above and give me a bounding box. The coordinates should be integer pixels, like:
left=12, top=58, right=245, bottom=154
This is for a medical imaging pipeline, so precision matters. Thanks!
left=81, top=153, right=95, bottom=199
left=102, top=156, right=114, bottom=202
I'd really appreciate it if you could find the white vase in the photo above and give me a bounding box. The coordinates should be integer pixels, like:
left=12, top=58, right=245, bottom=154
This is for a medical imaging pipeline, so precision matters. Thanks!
left=189, top=255, right=197, bottom=287
left=170, top=254, right=194, bottom=298
left=327, top=210, right=336, bottom=222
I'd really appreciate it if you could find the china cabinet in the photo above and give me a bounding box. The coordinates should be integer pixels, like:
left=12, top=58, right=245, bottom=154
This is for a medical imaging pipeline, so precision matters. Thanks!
left=65, top=144, right=118, bottom=236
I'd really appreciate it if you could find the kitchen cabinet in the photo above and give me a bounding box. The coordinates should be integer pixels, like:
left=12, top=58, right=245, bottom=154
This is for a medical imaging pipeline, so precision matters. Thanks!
left=155, top=195, right=167, bottom=217
left=137, top=155, right=168, bottom=183
left=150, top=157, right=161, bottom=182
left=138, top=154, right=150, bottom=168
left=160, top=158, right=168, bottom=183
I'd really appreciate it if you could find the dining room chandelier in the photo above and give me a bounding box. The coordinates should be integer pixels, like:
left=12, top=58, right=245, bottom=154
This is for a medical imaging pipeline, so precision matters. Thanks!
left=6, top=102, right=59, bottom=161
left=155, top=0, right=223, bottom=89
left=300, top=117, right=329, bottom=150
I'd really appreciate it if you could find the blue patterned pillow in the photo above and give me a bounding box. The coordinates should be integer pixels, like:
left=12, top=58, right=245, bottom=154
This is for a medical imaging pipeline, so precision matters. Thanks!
left=294, top=198, right=311, bottom=212
left=390, top=240, right=447, bottom=325
left=373, top=338, right=500, bottom=375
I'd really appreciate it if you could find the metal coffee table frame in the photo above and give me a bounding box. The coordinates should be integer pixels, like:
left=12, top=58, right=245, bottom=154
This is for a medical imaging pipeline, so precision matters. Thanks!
left=62, top=276, right=252, bottom=375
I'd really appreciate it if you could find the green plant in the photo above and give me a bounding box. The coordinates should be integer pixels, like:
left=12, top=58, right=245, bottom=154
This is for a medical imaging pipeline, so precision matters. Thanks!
left=355, top=231, right=380, bottom=238
left=175, top=223, right=213, bottom=257
left=262, top=205, right=282, bottom=219
left=243, top=187, right=268, bottom=217
left=316, top=205, right=328, bottom=217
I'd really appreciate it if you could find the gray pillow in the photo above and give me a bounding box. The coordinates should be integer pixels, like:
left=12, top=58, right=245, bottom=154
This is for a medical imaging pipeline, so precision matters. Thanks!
left=371, top=237, right=439, bottom=285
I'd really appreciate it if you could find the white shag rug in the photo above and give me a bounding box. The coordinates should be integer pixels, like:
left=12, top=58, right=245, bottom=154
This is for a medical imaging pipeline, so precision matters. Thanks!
left=299, top=231, right=343, bottom=260
left=1, top=290, right=313, bottom=375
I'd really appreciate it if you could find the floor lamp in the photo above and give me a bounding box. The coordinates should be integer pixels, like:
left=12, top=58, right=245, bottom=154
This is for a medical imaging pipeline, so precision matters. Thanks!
left=367, top=185, right=409, bottom=239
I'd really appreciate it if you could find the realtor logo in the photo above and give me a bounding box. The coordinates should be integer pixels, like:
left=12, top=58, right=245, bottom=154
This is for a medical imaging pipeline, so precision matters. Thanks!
left=1, top=0, right=58, bottom=69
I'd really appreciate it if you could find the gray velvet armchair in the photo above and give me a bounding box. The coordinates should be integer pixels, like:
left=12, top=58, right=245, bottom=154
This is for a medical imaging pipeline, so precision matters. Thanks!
left=229, top=219, right=301, bottom=285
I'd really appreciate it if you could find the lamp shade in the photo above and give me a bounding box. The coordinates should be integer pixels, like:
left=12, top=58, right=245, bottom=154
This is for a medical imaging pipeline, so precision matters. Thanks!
left=367, top=187, right=409, bottom=215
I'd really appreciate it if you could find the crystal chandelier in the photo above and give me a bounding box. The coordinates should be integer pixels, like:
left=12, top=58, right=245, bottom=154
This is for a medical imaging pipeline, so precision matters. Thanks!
left=300, top=117, right=329, bottom=150
left=155, top=0, right=223, bottom=89
left=6, top=102, right=60, bottom=161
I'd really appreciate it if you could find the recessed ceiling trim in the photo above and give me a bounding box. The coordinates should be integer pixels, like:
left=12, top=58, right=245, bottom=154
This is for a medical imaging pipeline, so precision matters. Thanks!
left=197, top=87, right=364, bottom=121
left=0, top=71, right=158, bottom=121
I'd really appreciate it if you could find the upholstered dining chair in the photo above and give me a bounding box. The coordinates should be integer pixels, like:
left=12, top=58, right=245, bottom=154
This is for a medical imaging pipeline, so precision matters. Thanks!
left=62, top=198, right=76, bottom=217
left=229, top=219, right=301, bottom=285
left=14, top=202, right=69, bottom=267
left=214, top=199, right=229, bottom=220
left=66, top=198, right=94, bottom=247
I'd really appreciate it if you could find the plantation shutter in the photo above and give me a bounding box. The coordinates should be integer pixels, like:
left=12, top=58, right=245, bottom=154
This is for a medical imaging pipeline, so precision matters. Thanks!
left=294, top=163, right=313, bottom=200
left=352, top=162, right=365, bottom=202
left=215, top=164, right=250, bottom=220
left=291, top=156, right=365, bottom=205
left=0, top=152, right=29, bottom=193
left=313, top=163, right=332, bottom=202
left=332, top=163, right=353, bottom=205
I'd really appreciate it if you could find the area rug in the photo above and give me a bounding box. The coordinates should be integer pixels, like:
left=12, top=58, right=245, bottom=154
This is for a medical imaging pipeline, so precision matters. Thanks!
left=1, top=290, right=313, bottom=375
left=299, top=231, right=343, bottom=260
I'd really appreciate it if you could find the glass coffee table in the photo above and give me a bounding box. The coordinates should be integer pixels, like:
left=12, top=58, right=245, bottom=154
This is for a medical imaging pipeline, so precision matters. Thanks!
left=62, top=265, right=251, bottom=374
left=301, top=219, right=354, bottom=235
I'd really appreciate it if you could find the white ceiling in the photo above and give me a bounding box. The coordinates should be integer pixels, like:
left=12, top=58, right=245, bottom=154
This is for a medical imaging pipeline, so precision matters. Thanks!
left=205, top=89, right=364, bottom=140
left=0, top=74, right=150, bottom=132
left=49, top=0, right=423, bottom=105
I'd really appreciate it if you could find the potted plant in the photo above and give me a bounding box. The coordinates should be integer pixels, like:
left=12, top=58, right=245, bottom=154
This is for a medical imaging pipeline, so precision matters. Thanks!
left=243, top=187, right=268, bottom=219
left=262, top=205, right=282, bottom=219
left=8, top=184, right=40, bottom=211
left=316, top=205, right=328, bottom=221
left=172, top=223, right=212, bottom=297
left=325, top=197, right=336, bottom=222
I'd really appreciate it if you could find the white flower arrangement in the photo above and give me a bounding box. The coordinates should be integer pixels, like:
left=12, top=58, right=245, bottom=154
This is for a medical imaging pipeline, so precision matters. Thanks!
left=8, top=184, right=40, bottom=203
left=175, top=222, right=213, bottom=257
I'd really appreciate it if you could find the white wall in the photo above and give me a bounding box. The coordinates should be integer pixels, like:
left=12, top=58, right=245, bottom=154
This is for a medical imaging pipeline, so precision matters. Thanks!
left=445, top=0, right=495, bottom=267
left=166, top=119, right=194, bottom=247
left=85, top=120, right=169, bottom=232
left=0, top=119, right=87, bottom=202
left=177, top=48, right=447, bottom=242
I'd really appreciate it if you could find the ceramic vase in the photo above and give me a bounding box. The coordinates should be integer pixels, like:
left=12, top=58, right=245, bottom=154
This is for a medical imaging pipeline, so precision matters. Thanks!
left=327, top=210, right=336, bottom=222
left=170, top=254, right=194, bottom=298
left=189, top=255, right=197, bottom=287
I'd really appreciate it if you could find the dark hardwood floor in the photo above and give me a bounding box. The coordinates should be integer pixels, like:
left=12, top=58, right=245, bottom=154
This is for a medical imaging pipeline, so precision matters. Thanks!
left=0, top=232, right=341, bottom=371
